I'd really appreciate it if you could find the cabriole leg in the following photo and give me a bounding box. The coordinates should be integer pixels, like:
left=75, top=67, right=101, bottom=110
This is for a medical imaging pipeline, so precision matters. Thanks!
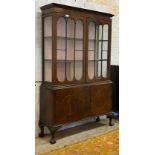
left=39, top=125, right=45, bottom=137
left=96, top=116, right=101, bottom=122
left=47, top=126, right=61, bottom=144
left=107, top=113, right=115, bottom=126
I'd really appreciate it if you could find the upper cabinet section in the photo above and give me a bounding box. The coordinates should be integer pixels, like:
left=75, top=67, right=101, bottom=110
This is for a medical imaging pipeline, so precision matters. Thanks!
left=41, top=3, right=113, bottom=85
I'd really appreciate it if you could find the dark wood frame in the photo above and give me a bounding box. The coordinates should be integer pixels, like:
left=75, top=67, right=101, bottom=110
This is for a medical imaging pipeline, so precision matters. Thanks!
left=39, top=3, right=114, bottom=144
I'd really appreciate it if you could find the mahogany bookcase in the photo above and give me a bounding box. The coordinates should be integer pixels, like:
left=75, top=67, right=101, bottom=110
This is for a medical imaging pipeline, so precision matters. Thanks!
left=39, top=3, right=114, bottom=144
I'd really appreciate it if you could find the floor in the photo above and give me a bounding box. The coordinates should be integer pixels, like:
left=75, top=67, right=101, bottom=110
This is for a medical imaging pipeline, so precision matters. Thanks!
left=35, top=119, right=119, bottom=155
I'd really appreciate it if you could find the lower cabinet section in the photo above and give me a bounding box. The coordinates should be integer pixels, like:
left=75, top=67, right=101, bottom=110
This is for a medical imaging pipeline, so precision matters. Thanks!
left=39, top=81, right=113, bottom=144
left=54, top=84, right=112, bottom=124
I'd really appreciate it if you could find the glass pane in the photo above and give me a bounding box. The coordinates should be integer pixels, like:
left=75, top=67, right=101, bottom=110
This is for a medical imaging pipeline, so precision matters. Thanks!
left=66, top=62, right=74, bottom=81
left=44, top=16, right=52, bottom=37
left=88, top=22, right=95, bottom=79
left=88, top=50, right=94, bottom=60
left=75, top=40, right=83, bottom=50
left=102, top=41, right=108, bottom=50
left=76, top=20, right=83, bottom=38
left=57, top=38, right=65, bottom=50
left=44, top=38, right=52, bottom=60
left=67, top=19, right=74, bottom=38
left=88, top=22, right=95, bottom=50
left=57, top=50, right=65, bottom=60
left=103, top=24, right=109, bottom=40
left=88, top=40, right=95, bottom=50
left=44, top=16, right=52, bottom=82
left=44, top=61, right=52, bottom=82
left=57, top=62, right=65, bottom=82
left=57, top=17, right=66, bottom=37
left=96, top=41, right=102, bottom=60
left=75, top=50, right=83, bottom=60
left=75, top=20, right=83, bottom=80
left=102, top=61, right=107, bottom=77
left=57, top=17, right=66, bottom=82
left=75, top=62, right=82, bottom=80
left=99, top=25, right=102, bottom=40
left=94, top=24, right=109, bottom=79
left=95, top=61, right=101, bottom=77
left=102, top=51, right=108, bottom=59
left=75, top=50, right=83, bottom=80
left=95, top=25, right=99, bottom=60
left=89, top=22, right=95, bottom=40
left=66, top=19, right=74, bottom=81
left=88, top=61, right=94, bottom=79
left=67, top=40, right=74, bottom=60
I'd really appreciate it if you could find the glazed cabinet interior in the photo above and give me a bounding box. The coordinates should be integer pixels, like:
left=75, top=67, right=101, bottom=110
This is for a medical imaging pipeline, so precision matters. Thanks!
left=43, top=11, right=112, bottom=84
left=39, top=3, right=114, bottom=144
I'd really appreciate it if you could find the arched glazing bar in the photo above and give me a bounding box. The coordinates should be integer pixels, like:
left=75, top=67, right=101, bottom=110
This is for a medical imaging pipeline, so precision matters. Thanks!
left=66, top=18, right=75, bottom=81
left=57, top=17, right=66, bottom=82
left=44, top=16, right=52, bottom=82
left=75, top=20, right=83, bottom=81
left=88, top=21, right=95, bottom=79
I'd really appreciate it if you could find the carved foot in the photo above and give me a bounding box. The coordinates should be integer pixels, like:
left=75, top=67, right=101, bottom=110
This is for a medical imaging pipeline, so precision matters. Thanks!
left=96, top=116, right=101, bottom=122
left=50, top=139, right=56, bottom=144
left=107, top=113, right=115, bottom=126
left=47, top=126, right=61, bottom=144
left=39, top=125, right=45, bottom=137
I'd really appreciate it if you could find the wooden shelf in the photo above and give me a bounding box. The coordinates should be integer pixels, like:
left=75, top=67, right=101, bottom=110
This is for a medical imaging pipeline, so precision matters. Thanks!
left=44, top=59, right=52, bottom=61
left=44, top=59, right=107, bottom=61
left=57, top=49, right=83, bottom=51
left=88, top=39, right=108, bottom=41
left=88, top=50, right=108, bottom=52
left=88, top=59, right=108, bottom=61
left=44, top=59, right=83, bottom=62
left=99, top=40, right=109, bottom=41
left=57, top=60, right=83, bottom=61
left=44, top=36, right=83, bottom=40
left=44, top=36, right=52, bottom=38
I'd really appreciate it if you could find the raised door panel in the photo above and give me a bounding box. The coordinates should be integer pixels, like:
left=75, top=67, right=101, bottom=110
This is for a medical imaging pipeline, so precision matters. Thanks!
left=74, top=86, right=90, bottom=118
left=55, top=88, right=78, bottom=124
left=90, top=84, right=112, bottom=115
left=54, top=86, right=89, bottom=124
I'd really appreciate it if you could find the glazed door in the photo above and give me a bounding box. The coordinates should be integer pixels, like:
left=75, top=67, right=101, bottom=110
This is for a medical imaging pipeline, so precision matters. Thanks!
left=43, top=16, right=52, bottom=82
left=55, top=14, right=85, bottom=84
left=87, top=18, right=111, bottom=82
